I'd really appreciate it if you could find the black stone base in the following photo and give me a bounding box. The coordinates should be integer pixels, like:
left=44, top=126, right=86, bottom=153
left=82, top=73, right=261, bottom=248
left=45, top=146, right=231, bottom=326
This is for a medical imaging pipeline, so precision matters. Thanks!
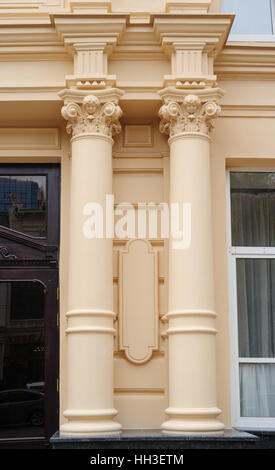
left=50, top=429, right=265, bottom=449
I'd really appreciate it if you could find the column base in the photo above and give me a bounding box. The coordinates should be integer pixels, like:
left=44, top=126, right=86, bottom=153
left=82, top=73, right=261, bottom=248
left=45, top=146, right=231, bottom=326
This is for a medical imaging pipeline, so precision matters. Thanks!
left=161, top=407, right=225, bottom=435
left=61, top=408, right=122, bottom=437
left=60, top=422, right=122, bottom=437
left=162, top=429, right=224, bottom=436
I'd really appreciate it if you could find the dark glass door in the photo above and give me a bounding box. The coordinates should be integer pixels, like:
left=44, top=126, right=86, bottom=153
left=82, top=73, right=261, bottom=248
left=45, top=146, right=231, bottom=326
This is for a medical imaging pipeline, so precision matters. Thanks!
left=0, top=165, right=60, bottom=448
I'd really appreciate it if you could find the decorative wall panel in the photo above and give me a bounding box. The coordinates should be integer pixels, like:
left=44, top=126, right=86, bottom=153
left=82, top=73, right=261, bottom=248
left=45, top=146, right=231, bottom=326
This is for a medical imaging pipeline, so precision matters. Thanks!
left=0, top=128, right=60, bottom=150
left=123, top=125, right=153, bottom=148
left=119, top=239, right=159, bottom=364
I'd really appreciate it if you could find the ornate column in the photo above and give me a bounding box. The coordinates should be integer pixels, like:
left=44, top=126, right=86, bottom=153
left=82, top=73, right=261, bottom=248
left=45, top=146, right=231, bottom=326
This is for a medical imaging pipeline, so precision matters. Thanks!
left=59, top=89, right=123, bottom=436
left=159, top=88, right=224, bottom=434
left=153, top=6, right=233, bottom=436
left=53, top=12, right=127, bottom=437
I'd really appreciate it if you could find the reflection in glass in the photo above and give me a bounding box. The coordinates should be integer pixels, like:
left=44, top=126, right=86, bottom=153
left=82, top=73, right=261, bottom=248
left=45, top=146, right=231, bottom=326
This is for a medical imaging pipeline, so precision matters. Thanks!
left=0, top=175, right=47, bottom=237
left=221, top=0, right=273, bottom=35
left=0, top=281, right=45, bottom=438
left=231, top=172, right=275, bottom=246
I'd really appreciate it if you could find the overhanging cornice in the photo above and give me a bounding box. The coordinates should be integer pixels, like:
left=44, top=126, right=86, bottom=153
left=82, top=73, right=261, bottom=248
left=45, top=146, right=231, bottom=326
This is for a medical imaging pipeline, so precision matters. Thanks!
left=0, top=13, right=235, bottom=59
left=53, top=13, right=129, bottom=46
left=153, top=14, right=234, bottom=56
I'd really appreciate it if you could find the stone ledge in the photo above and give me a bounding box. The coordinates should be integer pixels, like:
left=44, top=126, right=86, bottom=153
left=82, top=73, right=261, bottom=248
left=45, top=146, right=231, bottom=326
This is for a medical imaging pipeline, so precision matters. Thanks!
left=50, top=429, right=260, bottom=449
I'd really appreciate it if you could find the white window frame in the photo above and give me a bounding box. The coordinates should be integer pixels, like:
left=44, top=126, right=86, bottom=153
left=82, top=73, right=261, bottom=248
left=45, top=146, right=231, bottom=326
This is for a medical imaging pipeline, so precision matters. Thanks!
left=226, top=168, right=275, bottom=431
left=223, top=0, right=275, bottom=42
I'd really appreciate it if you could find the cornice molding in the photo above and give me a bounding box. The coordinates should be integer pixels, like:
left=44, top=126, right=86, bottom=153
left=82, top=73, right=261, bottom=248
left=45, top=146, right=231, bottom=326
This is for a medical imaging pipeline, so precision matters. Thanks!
left=0, top=13, right=52, bottom=26
left=0, top=84, right=65, bottom=102
left=53, top=13, right=129, bottom=43
left=220, top=105, right=275, bottom=118
left=1, top=13, right=275, bottom=84
left=69, top=1, right=112, bottom=14
left=215, top=44, right=275, bottom=80
left=0, top=25, right=59, bottom=44
left=0, top=0, right=67, bottom=15
left=153, top=14, right=234, bottom=52
left=165, top=1, right=211, bottom=14
left=0, top=0, right=213, bottom=16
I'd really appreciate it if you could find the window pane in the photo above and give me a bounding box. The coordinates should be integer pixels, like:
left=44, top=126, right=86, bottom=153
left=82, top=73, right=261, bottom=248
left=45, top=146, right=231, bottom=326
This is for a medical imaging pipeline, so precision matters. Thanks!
left=237, top=258, right=275, bottom=358
left=231, top=172, right=275, bottom=246
left=240, top=364, right=275, bottom=417
left=10, top=282, right=44, bottom=321
left=0, top=175, right=47, bottom=238
left=221, top=0, right=273, bottom=35
left=0, top=281, right=45, bottom=438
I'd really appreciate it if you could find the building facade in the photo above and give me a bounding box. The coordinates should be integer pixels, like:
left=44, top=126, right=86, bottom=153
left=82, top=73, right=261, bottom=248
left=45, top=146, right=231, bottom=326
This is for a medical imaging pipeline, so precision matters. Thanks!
left=0, top=0, right=274, bottom=448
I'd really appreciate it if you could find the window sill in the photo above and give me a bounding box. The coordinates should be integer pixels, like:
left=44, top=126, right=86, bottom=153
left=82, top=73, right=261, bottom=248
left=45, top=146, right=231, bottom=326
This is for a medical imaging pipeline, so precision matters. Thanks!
left=228, top=34, right=275, bottom=42
left=234, top=421, right=275, bottom=431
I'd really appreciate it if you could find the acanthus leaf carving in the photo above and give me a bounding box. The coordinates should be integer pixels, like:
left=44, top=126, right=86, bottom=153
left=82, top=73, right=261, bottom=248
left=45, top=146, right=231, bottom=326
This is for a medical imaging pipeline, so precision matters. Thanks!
left=61, top=94, right=123, bottom=139
left=159, top=94, right=221, bottom=138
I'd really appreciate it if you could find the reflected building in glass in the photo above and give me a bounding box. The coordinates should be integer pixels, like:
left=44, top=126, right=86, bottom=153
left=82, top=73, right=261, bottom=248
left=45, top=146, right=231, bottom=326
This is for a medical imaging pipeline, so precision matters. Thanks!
left=0, top=176, right=46, bottom=238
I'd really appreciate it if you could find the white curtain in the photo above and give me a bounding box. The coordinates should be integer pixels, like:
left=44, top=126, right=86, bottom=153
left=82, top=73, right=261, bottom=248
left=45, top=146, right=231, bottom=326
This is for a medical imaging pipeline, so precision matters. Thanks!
left=231, top=191, right=275, bottom=418
left=236, top=258, right=275, bottom=358
left=231, top=192, right=275, bottom=246
left=240, top=364, right=275, bottom=417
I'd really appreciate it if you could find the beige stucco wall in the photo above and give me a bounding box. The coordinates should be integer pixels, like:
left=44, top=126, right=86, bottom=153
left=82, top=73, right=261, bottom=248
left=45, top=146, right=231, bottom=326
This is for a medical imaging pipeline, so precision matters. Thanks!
left=0, top=0, right=274, bottom=433
left=211, top=78, right=275, bottom=427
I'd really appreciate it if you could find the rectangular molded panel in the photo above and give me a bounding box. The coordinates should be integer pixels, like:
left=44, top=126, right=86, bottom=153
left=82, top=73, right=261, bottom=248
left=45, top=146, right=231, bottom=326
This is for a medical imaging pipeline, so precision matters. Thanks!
left=119, top=239, right=159, bottom=364
left=0, top=128, right=60, bottom=150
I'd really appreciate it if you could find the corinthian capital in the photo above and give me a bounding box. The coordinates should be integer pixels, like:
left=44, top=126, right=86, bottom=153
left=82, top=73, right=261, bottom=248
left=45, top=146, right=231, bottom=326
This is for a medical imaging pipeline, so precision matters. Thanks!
left=61, top=94, right=123, bottom=139
left=159, top=94, right=221, bottom=138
